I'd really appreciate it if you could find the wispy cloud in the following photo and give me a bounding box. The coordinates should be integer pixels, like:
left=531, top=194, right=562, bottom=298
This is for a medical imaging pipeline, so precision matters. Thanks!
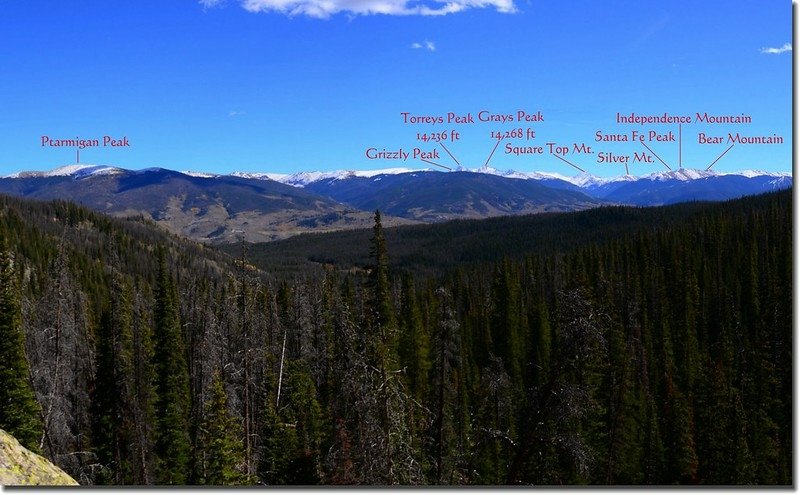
left=228, top=110, right=246, bottom=118
left=760, top=42, right=792, bottom=54
left=201, top=0, right=516, bottom=18
left=200, top=0, right=224, bottom=9
left=411, top=40, right=436, bottom=51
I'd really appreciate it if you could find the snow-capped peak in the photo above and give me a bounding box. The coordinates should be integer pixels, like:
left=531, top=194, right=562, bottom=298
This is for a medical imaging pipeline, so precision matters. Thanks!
left=471, top=166, right=534, bottom=180
left=5, top=164, right=122, bottom=179
left=234, top=168, right=427, bottom=187
left=643, top=168, right=716, bottom=182
left=47, top=164, right=95, bottom=176
left=5, top=165, right=790, bottom=191
left=565, top=172, right=636, bottom=188
left=227, top=166, right=791, bottom=191
left=230, top=171, right=290, bottom=182
left=639, top=168, right=792, bottom=182
left=720, top=169, right=791, bottom=179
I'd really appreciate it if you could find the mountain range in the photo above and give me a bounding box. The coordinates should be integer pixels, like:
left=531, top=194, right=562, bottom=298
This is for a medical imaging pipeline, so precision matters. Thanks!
left=0, top=166, right=412, bottom=243
left=0, top=164, right=790, bottom=243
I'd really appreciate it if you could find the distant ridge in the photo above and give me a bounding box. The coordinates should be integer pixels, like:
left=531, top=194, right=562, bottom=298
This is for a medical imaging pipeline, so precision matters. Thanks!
left=0, top=164, right=790, bottom=242
left=0, top=166, right=415, bottom=244
left=10, top=163, right=788, bottom=189
left=230, top=165, right=790, bottom=189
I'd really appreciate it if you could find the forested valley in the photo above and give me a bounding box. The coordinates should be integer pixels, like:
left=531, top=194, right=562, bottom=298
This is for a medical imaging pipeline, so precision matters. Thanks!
left=0, top=190, right=791, bottom=485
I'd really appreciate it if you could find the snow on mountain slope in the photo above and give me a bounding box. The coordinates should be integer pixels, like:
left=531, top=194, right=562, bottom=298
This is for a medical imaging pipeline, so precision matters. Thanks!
left=230, top=171, right=288, bottom=182
left=237, top=168, right=427, bottom=187
left=254, top=165, right=790, bottom=190
left=6, top=164, right=123, bottom=179
left=722, top=169, right=791, bottom=179
left=7, top=164, right=791, bottom=190
left=182, top=171, right=219, bottom=178
left=642, top=169, right=716, bottom=182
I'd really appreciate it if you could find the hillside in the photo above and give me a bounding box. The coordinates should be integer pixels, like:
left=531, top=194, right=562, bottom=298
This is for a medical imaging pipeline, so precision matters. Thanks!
left=595, top=170, right=792, bottom=205
left=0, top=194, right=240, bottom=302
left=0, top=166, right=413, bottom=243
left=302, top=170, right=602, bottom=221
left=227, top=191, right=790, bottom=278
left=0, top=165, right=789, bottom=246
left=283, top=166, right=790, bottom=210
left=0, top=193, right=263, bottom=484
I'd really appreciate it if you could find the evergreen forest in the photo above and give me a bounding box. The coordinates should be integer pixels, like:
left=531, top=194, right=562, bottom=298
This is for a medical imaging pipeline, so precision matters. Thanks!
left=0, top=190, right=791, bottom=485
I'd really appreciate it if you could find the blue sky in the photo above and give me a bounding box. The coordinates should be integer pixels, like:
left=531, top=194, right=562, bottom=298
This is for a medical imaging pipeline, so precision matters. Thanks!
left=0, top=0, right=791, bottom=177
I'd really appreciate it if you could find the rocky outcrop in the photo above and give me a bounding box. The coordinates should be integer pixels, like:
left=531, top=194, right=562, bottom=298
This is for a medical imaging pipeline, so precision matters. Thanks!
left=0, top=429, right=78, bottom=486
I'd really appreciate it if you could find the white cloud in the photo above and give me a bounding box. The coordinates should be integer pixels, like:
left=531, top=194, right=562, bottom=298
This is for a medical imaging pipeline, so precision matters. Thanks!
left=760, top=42, right=792, bottom=54
left=201, top=0, right=515, bottom=18
left=228, top=110, right=246, bottom=117
left=200, top=0, right=224, bottom=8
left=412, top=40, right=436, bottom=51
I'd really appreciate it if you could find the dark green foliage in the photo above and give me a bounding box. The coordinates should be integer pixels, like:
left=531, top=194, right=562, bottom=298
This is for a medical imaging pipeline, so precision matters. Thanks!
left=153, top=249, right=191, bottom=484
left=0, top=237, right=43, bottom=451
left=367, top=210, right=397, bottom=365
left=199, top=371, right=250, bottom=485
left=92, top=269, right=136, bottom=483
left=259, top=361, right=323, bottom=485
left=490, top=260, right=524, bottom=384
left=430, top=287, right=462, bottom=484
left=258, top=392, right=295, bottom=484
left=281, top=363, right=324, bottom=484
left=398, top=276, right=431, bottom=403
left=230, top=197, right=759, bottom=278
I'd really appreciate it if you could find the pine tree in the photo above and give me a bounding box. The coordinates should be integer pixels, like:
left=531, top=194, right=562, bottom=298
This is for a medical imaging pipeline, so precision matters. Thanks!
left=367, top=209, right=396, bottom=478
left=430, top=287, right=462, bottom=484
left=664, top=381, right=698, bottom=484
left=341, top=211, right=423, bottom=484
left=530, top=300, right=551, bottom=388
left=130, top=282, right=157, bottom=484
left=153, top=248, right=191, bottom=484
left=398, top=276, right=430, bottom=403
left=489, top=260, right=523, bottom=385
left=283, top=362, right=324, bottom=484
left=258, top=355, right=297, bottom=485
left=92, top=269, right=136, bottom=483
left=397, top=276, right=431, bottom=475
left=642, top=396, right=665, bottom=484
left=0, top=238, right=43, bottom=451
left=368, top=209, right=396, bottom=360
left=200, top=370, right=249, bottom=485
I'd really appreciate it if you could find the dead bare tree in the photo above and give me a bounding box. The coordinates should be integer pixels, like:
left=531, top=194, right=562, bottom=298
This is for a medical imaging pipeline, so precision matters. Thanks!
left=23, top=242, right=94, bottom=482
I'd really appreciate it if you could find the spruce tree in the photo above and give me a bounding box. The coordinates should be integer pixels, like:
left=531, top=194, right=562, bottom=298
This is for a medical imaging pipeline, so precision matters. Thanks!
left=431, top=287, right=461, bottom=484
left=92, top=270, right=136, bottom=483
left=530, top=300, right=551, bottom=388
left=0, top=239, right=43, bottom=451
left=200, top=371, right=249, bottom=485
left=258, top=356, right=297, bottom=485
left=397, top=276, right=431, bottom=473
left=153, top=248, right=191, bottom=484
left=283, top=363, right=324, bottom=484
left=490, top=260, right=523, bottom=384
left=130, top=282, right=157, bottom=484
left=398, top=276, right=430, bottom=403
left=357, top=210, right=422, bottom=484
left=368, top=210, right=395, bottom=340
